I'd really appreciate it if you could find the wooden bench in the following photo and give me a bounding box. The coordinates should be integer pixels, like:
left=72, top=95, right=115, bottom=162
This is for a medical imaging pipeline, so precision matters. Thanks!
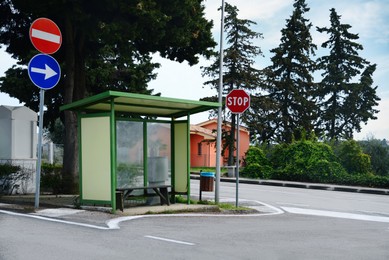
left=116, top=184, right=171, bottom=211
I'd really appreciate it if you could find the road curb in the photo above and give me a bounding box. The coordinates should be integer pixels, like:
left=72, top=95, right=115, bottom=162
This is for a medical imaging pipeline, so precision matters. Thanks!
left=190, top=174, right=389, bottom=195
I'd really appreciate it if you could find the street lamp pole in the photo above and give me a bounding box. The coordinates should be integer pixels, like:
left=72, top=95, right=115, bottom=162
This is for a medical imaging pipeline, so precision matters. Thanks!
left=215, top=0, right=225, bottom=204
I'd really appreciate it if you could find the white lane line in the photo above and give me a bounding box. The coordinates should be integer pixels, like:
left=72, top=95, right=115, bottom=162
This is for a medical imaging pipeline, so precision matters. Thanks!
left=0, top=209, right=110, bottom=230
left=282, top=207, right=389, bottom=223
left=357, top=210, right=389, bottom=217
left=145, top=235, right=195, bottom=246
left=277, top=202, right=310, bottom=207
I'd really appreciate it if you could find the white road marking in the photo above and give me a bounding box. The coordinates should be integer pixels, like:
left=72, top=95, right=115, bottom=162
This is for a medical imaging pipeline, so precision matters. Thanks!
left=357, top=210, right=389, bottom=217
left=145, top=235, right=195, bottom=246
left=277, top=202, right=310, bottom=207
left=282, top=207, right=389, bottom=223
left=0, top=209, right=110, bottom=230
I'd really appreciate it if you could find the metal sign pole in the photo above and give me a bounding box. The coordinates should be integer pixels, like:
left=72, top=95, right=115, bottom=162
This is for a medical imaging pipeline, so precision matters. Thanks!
left=236, top=113, right=240, bottom=207
left=29, top=18, right=61, bottom=209
left=35, top=88, right=45, bottom=208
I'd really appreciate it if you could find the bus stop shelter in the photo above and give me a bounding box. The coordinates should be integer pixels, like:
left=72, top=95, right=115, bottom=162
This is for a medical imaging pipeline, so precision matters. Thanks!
left=60, top=91, right=220, bottom=212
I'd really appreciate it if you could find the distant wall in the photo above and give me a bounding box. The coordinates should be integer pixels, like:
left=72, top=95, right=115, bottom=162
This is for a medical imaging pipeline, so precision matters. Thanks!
left=0, top=105, right=37, bottom=160
left=0, top=106, right=37, bottom=194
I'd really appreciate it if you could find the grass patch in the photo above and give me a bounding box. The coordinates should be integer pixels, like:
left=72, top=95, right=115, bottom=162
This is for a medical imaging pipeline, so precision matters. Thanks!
left=175, top=195, right=196, bottom=204
left=218, top=202, right=251, bottom=211
left=144, top=207, right=220, bottom=215
left=173, top=195, right=255, bottom=214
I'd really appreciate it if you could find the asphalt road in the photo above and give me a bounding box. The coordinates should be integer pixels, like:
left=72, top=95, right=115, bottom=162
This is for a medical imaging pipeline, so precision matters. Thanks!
left=1, top=180, right=388, bottom=260
left=192, top=179, right=389, bottom=216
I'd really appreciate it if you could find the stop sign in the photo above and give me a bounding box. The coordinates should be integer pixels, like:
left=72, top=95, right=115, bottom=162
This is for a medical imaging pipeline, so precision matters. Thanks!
left=226, top=89, right=250, bottom=114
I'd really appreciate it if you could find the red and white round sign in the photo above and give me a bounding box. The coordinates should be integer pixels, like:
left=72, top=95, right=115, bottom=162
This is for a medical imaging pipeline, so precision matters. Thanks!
left=29, top=18, right=62, bottom=54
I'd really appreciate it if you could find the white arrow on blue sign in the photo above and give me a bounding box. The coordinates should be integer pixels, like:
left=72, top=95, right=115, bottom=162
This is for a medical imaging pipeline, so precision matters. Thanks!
left=28, top=54, right=61, bottom=90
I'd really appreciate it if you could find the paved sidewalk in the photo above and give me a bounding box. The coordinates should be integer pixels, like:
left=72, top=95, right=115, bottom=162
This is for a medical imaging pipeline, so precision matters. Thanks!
left=0, top=194, right=217, bottom=214
left=0, top=194, right=278, bottom=229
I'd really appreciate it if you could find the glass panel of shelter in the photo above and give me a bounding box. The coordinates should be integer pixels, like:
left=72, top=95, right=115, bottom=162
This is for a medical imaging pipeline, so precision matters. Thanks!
left=116, top=120, right=171, bottom=189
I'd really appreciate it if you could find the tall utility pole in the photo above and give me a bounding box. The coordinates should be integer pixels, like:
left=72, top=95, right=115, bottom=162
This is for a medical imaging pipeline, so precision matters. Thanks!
left=215, top=0, right=225, bottom=204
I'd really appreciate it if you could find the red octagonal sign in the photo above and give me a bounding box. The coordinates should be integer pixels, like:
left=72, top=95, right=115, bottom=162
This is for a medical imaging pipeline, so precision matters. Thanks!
left=226, top=89, right=250, bottom=114
left=30, top=18, right=62, bottom=54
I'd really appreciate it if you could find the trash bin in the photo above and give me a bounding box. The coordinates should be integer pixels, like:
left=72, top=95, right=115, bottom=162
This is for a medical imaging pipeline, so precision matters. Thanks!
left=200, top=172, right=215, bottom=192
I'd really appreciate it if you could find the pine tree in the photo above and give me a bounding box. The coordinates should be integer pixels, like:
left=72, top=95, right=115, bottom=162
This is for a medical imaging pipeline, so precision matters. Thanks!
left=262, top=0, right=317, bottom=143
left=201, top=2, right=263, bottom=165
left=316, top=8, right=380, bottom=140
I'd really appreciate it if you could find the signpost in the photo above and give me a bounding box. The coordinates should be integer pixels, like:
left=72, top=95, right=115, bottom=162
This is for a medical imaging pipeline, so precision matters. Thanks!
left=28, top=18, right=62, bottom=208
left=226, top=89, right=250, bottom=207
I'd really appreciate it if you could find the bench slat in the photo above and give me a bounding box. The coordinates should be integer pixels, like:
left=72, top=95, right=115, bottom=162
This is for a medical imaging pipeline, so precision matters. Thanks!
left=116, top=185, right=171, bottom=211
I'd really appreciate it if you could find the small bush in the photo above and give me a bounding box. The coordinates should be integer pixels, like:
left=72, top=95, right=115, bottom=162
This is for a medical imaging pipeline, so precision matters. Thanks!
left=269, top=140, right=344, bottom=182
left=332, top=140, right=372, bottom=175
left=0, top=163, right=31, bottom=195
left=307, top=160, right=347, bottom=183
left=242, top=163, right=272, bottom=179
left=335, top=173, right=389, bottom=188
left=242, top=146, right=271, bottom=179
left=359, top=139, right=389, bottom=176
left=0, top=164, right=21, bottom=176
left=41, top=163, right=63, bottom=194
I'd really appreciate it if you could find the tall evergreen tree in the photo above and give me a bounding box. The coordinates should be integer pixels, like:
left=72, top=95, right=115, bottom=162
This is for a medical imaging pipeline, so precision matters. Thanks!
left=201, top=2, right=263, bottom=165
left=316, top=8, right=380, bottom=140
left=261, top=0, right=317, bottom=143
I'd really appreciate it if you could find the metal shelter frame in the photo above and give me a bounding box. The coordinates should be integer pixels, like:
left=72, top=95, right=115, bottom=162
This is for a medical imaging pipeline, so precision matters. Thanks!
left=60, top=91, right=220, bottom=212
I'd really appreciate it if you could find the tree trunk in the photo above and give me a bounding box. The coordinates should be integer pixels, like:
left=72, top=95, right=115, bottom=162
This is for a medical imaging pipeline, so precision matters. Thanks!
left=62, top=111, right=79, bottom=193
left=62, top=16, right=78, bottom=193
left=228, top=114, right=236, bottom=165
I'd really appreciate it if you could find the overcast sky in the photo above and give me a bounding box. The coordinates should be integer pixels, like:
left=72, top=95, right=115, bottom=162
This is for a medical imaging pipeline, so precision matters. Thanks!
left=1, top=0, right=388, bottom=140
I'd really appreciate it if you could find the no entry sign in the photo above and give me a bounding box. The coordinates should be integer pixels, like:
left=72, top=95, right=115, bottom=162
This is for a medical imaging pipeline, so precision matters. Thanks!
left=226, top=89, right=250, bottom=114
left=29, top=18, right=62, bottom=54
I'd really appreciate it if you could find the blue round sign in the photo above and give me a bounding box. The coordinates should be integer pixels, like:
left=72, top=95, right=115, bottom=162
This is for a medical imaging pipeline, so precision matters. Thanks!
left=28, top=54, right=61, bottom=90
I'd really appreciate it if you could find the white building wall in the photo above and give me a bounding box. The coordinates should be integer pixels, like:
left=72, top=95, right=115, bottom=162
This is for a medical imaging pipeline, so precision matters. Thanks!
left=0, top=105, right=37, bottom=194
left=0, top=117, right=12, bottom=159
left=13, top=119, right=37, bottom=159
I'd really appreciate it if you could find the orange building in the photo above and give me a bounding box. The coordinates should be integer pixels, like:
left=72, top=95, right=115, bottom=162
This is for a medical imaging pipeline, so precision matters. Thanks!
left=190, top=119, right=250, bottom=167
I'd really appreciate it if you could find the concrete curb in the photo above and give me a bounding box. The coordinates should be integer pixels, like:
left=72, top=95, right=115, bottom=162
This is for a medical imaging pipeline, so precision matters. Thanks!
left=191, top=174, right=389, bottom=195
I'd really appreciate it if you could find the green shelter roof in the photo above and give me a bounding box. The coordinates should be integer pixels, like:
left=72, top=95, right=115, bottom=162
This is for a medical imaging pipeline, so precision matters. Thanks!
left=60, top=90, right=220, bottom=118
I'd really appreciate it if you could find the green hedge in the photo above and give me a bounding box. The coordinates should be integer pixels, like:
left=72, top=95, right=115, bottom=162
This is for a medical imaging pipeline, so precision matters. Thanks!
left=242, top=140, right=389, bottom=189
left=41, top=163, right=63, bottom=194
left=0, top=164, right=21, bottom=177
left=0, top=163, right=25, bottom=195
